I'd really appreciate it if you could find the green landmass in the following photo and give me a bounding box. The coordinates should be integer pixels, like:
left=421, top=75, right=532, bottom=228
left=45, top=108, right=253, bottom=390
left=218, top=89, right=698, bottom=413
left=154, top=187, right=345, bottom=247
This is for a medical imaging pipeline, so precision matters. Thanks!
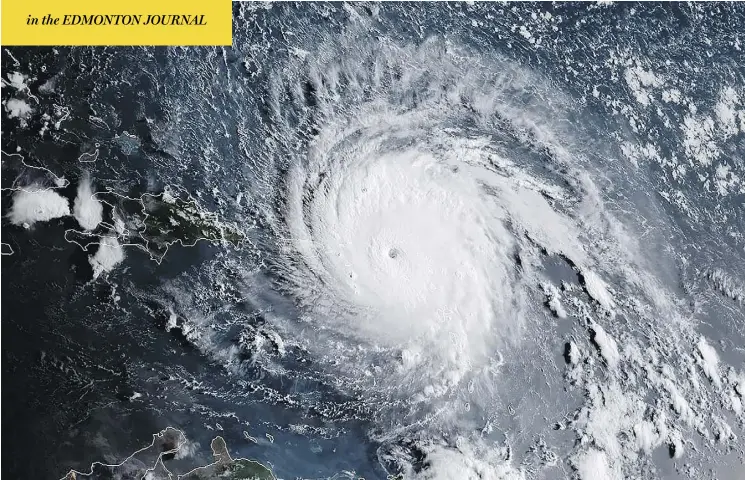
left=180, top=436, right=276, bottom=480
left=141, top=191, right=245, bottom=250
left=61, top=429, right=275, bottom=480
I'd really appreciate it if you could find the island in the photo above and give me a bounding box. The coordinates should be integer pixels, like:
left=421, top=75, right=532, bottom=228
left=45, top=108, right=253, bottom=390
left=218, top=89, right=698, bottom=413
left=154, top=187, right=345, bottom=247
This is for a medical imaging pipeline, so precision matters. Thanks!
left=62, top=428, right=275, bottom=480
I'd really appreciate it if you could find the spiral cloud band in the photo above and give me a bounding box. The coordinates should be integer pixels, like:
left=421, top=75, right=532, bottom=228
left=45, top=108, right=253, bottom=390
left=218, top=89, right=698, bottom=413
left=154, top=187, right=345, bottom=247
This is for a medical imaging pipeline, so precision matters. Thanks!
left=258, top=36, right=611, bottom=413
left=152, top=26, right=739, bottom=480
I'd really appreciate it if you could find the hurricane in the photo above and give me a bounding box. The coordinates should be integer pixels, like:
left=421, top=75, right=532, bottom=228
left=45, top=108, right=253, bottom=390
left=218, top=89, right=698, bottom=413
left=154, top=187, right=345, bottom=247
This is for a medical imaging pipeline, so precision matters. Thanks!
left=259, top=35, right=587, bottom=395
left=211, top=25, right=721, bottom=478
left=5, top=4, right=744, bottom=480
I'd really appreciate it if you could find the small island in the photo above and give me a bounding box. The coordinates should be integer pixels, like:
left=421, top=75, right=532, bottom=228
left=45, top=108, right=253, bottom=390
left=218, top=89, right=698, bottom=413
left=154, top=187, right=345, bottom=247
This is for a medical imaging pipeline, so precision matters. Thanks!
left=180, top=436, right=276, bottom=480
left=62, top=428, right=275, bottom=480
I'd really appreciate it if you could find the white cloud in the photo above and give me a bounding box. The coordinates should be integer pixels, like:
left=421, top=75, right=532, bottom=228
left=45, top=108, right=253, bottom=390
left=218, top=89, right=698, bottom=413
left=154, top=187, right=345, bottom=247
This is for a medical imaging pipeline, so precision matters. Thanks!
left=5, top=98, right=33, bottom=125
left=8, top=187, right=70, bottom=227
left=73, top=175, right=103, bottom=231
left=90, top=235, right=125, bottom=279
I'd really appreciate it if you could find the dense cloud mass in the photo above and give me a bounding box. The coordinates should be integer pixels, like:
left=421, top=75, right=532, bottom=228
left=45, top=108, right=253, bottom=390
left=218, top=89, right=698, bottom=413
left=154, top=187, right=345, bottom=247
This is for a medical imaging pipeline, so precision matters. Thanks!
left=2, top=4, right=744, bottom=480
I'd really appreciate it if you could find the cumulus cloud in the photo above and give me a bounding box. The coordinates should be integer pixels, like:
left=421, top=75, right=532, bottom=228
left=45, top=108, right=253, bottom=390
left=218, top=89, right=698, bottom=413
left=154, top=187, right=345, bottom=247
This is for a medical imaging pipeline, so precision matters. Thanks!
left=7, top=187, right=70, bottom=227
left=73, top=174, right=104, bottom=231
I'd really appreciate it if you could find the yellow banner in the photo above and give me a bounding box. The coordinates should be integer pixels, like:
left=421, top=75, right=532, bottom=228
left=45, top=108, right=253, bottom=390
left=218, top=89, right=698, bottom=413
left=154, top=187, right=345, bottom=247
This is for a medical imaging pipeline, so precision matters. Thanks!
left=1, top=0, right=233, bottom=46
